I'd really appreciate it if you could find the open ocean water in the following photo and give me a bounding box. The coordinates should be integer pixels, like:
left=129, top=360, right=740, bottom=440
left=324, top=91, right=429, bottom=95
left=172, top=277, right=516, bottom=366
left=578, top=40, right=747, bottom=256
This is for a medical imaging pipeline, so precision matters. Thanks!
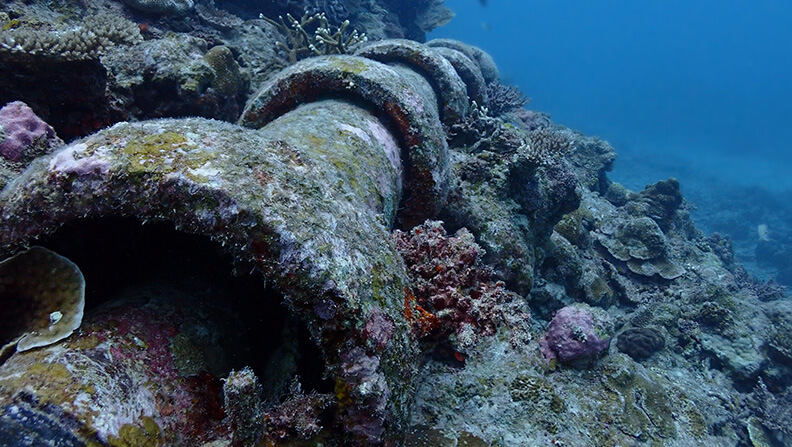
left=432, top=0, right=792, bottom=283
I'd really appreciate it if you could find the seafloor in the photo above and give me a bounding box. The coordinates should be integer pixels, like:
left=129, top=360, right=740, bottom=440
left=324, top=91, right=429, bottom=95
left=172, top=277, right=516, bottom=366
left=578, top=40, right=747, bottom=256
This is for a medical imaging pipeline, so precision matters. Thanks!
left=0, top=1, right=790, bottom=446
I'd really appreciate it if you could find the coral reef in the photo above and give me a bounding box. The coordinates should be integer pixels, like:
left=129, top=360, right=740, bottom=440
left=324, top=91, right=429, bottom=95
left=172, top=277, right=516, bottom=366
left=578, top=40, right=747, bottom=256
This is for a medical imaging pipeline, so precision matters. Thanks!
left=595, top=214, right=686, bottom=280
left=0, top=290, right=239, bottom=445
left=102, top=34, right=249, bottom=123
left=223, top=367, right=263, bottom=446
left=0, top=101, right=63, bottom=188
left=521, top=126, right=575, bottom=167
left=0, top=1, right=790, bottom=444
left=122, top=0, right=194, bottom=15
left=484, top=81, right=528, bottom=116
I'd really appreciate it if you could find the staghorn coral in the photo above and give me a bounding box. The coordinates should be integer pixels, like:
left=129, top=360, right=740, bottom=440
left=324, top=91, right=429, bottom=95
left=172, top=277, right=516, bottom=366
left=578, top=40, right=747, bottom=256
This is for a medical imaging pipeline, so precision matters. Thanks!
left=274, top=0, right=350, bottom=24
left=0, top=14, right=142, bottom=61
left=261, top=12, right=367, bottom=64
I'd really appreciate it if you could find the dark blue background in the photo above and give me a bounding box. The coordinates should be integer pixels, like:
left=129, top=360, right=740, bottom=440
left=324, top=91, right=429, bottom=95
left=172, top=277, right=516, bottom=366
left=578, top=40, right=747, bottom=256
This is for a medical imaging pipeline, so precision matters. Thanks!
left=431, top=0, right=792, bottom=192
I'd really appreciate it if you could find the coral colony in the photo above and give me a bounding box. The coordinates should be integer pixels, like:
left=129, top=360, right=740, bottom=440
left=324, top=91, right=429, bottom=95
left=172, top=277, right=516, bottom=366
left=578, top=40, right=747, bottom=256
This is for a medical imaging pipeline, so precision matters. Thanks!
left=0, top=1, right=790, bottom=446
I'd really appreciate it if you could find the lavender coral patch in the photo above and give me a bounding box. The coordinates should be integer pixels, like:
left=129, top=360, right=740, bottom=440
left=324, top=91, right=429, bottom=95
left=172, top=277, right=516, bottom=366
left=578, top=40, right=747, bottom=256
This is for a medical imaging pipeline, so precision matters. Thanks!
left=539, top=305, right=611, bottom=364
left=49, top=143, right=111, bottom=177
left=0, top=101, right=61, bottom=163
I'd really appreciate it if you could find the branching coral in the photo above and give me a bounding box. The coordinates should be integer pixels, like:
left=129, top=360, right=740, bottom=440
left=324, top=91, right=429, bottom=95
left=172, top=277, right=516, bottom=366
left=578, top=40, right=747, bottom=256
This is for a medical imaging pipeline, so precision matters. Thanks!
left=274, top=0, right=350, bottom=24
left=518, top=127, right=575, bottom=167
left=485, top=81, right=528, bottom=116
left=260, top=12, right=367, bottom=64
left=447, top=101, right=524, bottom=155
left=0, top=14, right=142, bottom=61
left=448, top=103, right=574, bottom=169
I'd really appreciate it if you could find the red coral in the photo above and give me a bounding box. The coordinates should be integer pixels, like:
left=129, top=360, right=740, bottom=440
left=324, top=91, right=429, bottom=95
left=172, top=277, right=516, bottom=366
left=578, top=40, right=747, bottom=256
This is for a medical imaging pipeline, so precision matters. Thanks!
left=393, top=220, right=521, bottom=350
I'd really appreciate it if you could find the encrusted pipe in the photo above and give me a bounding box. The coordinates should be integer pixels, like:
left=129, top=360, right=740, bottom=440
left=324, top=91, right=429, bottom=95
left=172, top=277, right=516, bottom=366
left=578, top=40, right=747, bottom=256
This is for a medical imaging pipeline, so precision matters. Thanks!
left=0, top=38, right=494, bottom=445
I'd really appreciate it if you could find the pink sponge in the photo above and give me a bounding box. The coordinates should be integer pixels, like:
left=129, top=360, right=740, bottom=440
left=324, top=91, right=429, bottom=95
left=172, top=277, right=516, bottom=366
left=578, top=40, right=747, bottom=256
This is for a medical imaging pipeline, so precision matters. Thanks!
left=540, top=305, right=611, bottom=364
left=0, top=101, right=61, bottom=163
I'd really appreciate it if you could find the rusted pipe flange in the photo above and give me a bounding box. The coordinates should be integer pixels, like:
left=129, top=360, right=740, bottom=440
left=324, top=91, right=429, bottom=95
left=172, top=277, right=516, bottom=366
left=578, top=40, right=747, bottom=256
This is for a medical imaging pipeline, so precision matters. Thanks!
left=431, top=46, right=488, bottom=107
left=354, top=39, right=469, bottom=125
left=426, top=38, right=500, bottom=85
left=239, top=54, right=449, bottom=226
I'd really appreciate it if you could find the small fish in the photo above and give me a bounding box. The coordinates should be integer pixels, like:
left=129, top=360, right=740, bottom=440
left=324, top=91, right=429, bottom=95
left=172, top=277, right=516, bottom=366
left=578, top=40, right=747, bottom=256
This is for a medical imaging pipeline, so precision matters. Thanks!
left=479, top=0, right=488, bottom=5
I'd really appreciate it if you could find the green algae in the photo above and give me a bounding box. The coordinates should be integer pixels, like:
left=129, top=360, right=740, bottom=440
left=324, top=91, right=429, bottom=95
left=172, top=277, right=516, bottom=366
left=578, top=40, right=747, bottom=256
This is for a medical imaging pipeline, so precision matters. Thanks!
left=107, top=417, right=163, bottom=447
left=328, top=56, right=372, bottom=74
left=122, top=131, right=216, bottom=182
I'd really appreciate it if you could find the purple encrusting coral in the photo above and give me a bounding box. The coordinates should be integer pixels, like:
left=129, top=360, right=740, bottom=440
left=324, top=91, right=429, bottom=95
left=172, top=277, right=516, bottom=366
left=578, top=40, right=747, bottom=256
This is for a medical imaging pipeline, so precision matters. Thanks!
left=539, top=305, right=611, bottom=364
left=0, top=101, right=62, bottom=163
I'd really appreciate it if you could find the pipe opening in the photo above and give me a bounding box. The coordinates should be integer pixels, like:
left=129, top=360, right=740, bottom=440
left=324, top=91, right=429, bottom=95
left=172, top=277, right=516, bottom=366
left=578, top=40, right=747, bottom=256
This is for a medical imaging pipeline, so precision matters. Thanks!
left=33, top=216, right=332, bottom=398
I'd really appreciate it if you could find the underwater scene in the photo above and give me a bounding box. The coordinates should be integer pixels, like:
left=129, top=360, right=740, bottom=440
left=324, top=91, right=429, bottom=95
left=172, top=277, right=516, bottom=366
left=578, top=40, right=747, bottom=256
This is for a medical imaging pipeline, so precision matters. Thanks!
left=0, top=0, right=789, bottom=446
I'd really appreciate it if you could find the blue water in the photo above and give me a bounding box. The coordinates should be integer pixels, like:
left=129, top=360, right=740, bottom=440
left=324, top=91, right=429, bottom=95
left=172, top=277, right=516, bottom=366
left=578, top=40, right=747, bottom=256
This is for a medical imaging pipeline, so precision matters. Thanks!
left=431, top=0, right=792, bottom=281
left=431, top=0, right=792, bottom=188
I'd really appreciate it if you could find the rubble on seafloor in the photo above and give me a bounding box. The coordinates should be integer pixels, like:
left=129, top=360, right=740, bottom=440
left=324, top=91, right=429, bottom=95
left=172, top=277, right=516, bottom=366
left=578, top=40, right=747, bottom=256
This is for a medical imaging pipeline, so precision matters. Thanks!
left=0, top=1, right=790, bottom=446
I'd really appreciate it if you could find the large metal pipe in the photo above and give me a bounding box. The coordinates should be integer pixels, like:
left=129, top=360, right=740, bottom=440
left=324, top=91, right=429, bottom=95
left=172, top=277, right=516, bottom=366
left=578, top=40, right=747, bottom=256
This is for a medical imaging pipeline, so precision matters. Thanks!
left=0, top=39, right=492, bottom=445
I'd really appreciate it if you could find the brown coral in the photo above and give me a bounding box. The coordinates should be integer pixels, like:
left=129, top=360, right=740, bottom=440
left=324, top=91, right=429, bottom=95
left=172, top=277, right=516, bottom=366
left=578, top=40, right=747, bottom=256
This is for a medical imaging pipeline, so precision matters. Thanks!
left=0, top=246, right=84, bottom=356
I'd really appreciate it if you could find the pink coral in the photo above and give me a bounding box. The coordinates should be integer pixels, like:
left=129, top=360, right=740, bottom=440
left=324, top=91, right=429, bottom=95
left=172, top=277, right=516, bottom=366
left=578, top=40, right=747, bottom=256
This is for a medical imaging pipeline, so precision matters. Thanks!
left=539, top=305, right=611, bottom=364
left=0, top=101, right=61, bottom=163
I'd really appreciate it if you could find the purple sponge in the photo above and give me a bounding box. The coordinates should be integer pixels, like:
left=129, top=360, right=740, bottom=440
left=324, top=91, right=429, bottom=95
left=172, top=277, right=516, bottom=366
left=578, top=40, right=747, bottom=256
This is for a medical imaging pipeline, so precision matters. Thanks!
left=0, top=101, right=61, bottom=163
left=540, top=305, right=611, bottom=364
